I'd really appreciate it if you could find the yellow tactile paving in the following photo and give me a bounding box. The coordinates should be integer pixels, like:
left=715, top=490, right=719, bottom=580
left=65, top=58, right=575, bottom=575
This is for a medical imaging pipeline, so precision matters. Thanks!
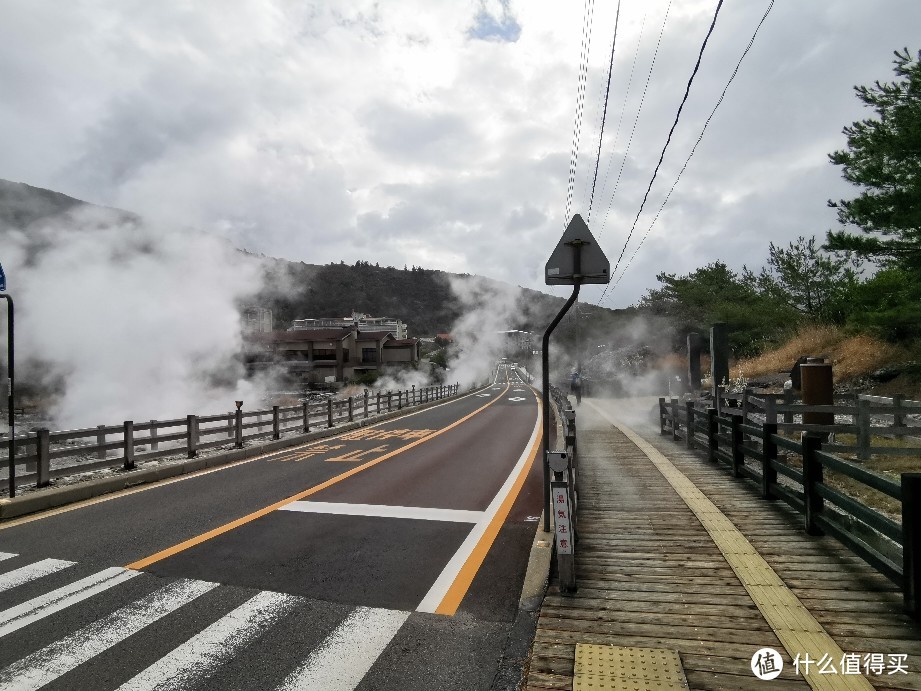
left=585, top=401, right=875, bottom=691
left=573, top=644, right=689, bottom=691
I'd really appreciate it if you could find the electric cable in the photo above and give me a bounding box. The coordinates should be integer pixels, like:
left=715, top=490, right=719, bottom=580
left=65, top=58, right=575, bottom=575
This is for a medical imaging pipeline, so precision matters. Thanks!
left=596, top=2, right=673, bottom=240
left=609, top=0, right=776, bottom=296
left=564, top=0, right=597, bottom=227
left=599, top=0, right=725, bottom=305
left=586, top=0, right=623, bottom=225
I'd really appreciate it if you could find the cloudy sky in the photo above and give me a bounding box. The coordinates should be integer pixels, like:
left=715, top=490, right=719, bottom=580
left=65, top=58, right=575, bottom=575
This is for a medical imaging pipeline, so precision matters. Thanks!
left=2, top=0, right=920, bottom=308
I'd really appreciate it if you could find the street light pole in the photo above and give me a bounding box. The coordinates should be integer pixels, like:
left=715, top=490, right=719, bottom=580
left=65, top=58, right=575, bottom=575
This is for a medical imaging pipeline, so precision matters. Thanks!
left=2, top=294, right=14, bottom=498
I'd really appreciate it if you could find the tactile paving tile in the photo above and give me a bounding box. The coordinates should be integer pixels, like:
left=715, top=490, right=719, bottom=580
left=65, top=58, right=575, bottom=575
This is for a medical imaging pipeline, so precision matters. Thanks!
left=573, top=644, right=689, bottom=691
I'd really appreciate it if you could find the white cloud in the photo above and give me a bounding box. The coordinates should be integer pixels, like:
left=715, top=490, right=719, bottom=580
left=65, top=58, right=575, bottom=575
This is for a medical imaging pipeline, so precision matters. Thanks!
left=1, top=0, right=919, bottom=311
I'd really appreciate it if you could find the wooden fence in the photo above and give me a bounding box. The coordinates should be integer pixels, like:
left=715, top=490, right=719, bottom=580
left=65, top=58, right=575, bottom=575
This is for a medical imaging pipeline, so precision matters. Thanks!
left=658, top=396, right=921, bottom=618
left=1, top=385, right=459, bottom=494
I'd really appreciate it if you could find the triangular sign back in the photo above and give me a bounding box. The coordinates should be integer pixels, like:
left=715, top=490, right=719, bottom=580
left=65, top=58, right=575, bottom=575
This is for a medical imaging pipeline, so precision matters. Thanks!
left=544, top=214, right=610, bottom=285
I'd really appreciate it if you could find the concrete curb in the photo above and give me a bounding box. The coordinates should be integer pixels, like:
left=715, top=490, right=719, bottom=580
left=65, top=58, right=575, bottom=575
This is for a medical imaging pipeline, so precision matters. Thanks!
left=519, top=510, right=553, bottom=611
left=0, top=394, right=464, bottom=521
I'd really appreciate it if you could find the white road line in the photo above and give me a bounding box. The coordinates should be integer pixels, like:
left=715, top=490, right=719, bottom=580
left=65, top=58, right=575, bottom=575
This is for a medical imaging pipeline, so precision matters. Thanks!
left=415, top=401, right=541, bottom=614
left=0, top=578, right=217, bottom=691
left=118, top=590, right=299, bottom=691
left=0, top=559, right=75, bottom=592
left=0, top=554, right=15, bottom=562
left=280, top=502, right=484, bottom=524
left=277, top=607, right=409, bottom=691
left=0, top=567, right=139, bottom=638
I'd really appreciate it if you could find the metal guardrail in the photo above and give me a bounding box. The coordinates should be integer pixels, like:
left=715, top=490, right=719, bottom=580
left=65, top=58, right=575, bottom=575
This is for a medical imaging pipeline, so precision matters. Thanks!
left=659, top=396, right=921, bottom=619
left=1, top=385, right=460, bottom=494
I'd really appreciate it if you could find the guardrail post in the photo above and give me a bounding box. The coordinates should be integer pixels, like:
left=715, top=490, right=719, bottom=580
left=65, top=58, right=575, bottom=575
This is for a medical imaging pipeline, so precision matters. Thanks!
left=272, top=406, right=280, bottom=440
left=685, top=401, right=695, bottom=449
left=765, top=395, right=777, bottom=425
left=348, top=397, right=354, bottom=422
left=36, top=428, right=50, bottom=487
left=658, top=397, right=667, bottom=435
left=327, top=399, right=334, bottom=428
left=235, top=409, right=243, bottom=448
left=124, top=421, right=135, bottom=469
left=671, top=397, right=680, bottom=441
left=730, top=414, right=743, bottom=478
left=902, top=473, right=921, bottom=619
left=97, top=425, right=107, bottom=460
left=762, top=422, right=778, bottom=500
left=893, top=394, right=905, bottom=440
left=857, top=398, right=871, bottom=461
left=187, top=415, right=199, bottom=458
left=364, top=390, right=369, bottom=419
left=707, top=408, right=717, bottom=463
left=802, top=434, right=824, bottom=535
left=783, top=388, right=794, bottom=424
left=150, top=420, right=159, bottom=450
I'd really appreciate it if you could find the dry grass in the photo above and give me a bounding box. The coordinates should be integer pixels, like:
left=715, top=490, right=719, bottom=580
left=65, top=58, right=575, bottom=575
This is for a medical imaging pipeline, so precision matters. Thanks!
left=736, top=325, right=906, bottom=382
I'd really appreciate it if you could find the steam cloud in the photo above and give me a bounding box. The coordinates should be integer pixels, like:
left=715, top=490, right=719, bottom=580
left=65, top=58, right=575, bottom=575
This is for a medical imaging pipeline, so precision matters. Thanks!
left=1, top=206, right=265, bottom=429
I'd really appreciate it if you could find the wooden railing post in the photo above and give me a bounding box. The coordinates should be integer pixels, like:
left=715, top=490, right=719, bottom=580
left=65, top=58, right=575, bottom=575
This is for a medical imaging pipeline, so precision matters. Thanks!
left=730, top=414, right=743, bottom=478
left=659, top=397, right=667, bottom=435
left=671, top=397, right=680, bottom=441
left=124, top=421, right=135, bottom=469
left=327, top=399, right=334, bottom=428
left=364, top=390, right=369, bottom=419
left=857, top=398, right=871, bottom=461
left=893, top=394, right=905, bottom=440
left=272, top=405, right=280, bottom=440
left=348, top=397, right=354, bottom=422
left=388, top=392, right=392, bottom=412
left=685, top=401, right=695, bottom=449
left=187, top=415, right=199, bottom=458
left=398, top=391, right=403, bottom=410
left=377, top=392, right=382, bottom=414
left=235, top=409, right=243, bottom=448
left=783, top=388, right=794, bottom=424
left=902, top=473, right=921, bottom=619
left=765, top=396, right=777, bottom=426
left=150, top=420, right=159, bottom=450
left=761, top=422, right=778, bottom=500
left=36, top=428, right=50, bottom=488
left=303, top=401, right=310, bottom=432
left=707, top=408, right=718, bottom=463
left=802, top=434, right=824, bottom=536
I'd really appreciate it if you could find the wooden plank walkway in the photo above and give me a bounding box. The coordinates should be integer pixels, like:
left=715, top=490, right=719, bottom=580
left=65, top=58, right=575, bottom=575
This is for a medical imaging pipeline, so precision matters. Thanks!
left=524, top=397, right=921, bottom=691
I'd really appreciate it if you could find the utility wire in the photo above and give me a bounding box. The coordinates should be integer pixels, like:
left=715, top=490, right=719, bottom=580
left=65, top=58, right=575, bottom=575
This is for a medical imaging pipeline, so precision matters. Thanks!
left=599, top=0, right=725, bottom=305
left=597, top=3, right=673, bottom=240
left=609, top=0, right=776, bottom=292
left=586, top=0, right=623, bottom=225
left=564, top=0, right=597, bottom=227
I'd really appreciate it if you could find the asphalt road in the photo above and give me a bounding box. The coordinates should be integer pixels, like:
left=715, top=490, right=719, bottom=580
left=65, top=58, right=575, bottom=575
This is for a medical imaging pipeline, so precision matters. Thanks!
left=0, top=365, right=545, bottom=691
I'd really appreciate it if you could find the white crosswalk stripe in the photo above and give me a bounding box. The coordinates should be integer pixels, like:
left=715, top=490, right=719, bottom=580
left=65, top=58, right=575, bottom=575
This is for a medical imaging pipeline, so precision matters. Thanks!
left=0, top=558, right=75, bottom=592
left=0, top=555, right=407, bottom=691
left=278, top=606, right=409, bottom=691
left=0, top=567, right=140, bottom=638
left=0, top=578, right=217, bottom=691
left=117, top=590, right=299, bottom=690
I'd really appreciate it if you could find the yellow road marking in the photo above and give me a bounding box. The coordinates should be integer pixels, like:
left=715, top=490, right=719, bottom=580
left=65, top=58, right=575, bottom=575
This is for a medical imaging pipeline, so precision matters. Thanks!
left=126, top=383, right=511, bottom=570
left=325, top=445, right=389, bottom=462
left=0, top=386, right=485, bottom=529
left=586, top=400, right=874, bottom=691
left=433, top=391, right=542, bottom=616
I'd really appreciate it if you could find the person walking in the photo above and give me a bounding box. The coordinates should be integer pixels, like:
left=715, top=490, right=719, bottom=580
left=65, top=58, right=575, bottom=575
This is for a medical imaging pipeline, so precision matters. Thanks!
left=570, top=370, right=582, bottom=405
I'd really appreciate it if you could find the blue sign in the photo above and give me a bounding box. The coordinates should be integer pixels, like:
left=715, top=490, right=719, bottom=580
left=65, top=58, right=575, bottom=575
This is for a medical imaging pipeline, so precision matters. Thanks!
left=0, top=262, right=5, bottom=292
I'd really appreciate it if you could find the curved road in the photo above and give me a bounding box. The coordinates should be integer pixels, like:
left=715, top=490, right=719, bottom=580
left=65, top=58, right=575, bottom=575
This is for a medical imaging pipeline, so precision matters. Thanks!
left=0, top=365, right=544, bottom=690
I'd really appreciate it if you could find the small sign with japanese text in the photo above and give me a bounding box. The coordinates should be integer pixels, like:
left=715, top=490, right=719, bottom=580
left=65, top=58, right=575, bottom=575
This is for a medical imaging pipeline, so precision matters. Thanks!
left=551, top=481, right=573, bottom=555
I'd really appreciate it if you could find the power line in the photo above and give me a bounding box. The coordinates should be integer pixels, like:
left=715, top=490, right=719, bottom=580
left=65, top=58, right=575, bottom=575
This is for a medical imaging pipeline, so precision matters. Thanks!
left=599, top=0, right=725, bottom=305
left=609, top=0, right=776, bottom=293
left=586, top=0, right=623, bottom=225
left=564, top=0, right=597, bottom=227
left=596, top=2, right=673, bottom=241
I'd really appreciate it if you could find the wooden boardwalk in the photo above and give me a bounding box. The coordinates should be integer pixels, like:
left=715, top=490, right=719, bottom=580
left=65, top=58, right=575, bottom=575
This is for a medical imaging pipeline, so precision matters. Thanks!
left=524, top=398, right=921, bottom=691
